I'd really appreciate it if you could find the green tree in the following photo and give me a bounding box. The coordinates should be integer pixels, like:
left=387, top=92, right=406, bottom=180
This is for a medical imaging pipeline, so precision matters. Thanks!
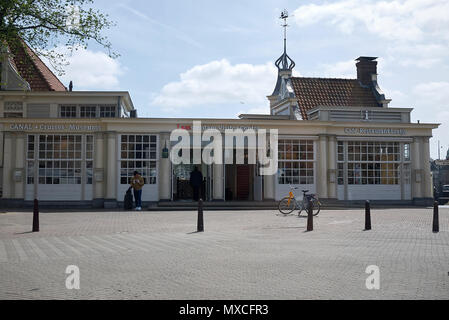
left=0, top=0, right=117, bottom=74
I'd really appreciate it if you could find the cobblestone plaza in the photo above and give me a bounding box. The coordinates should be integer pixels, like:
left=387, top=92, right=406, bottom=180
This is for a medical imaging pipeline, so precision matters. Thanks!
left=0, top=207, right=448, bottom=300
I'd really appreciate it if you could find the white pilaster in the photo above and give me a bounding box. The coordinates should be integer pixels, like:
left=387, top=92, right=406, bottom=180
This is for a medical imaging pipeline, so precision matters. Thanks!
left=106, top=132, right=117, bottom=200
left=14, top=133, right=25, bottom=199
left=94, top=133, right=104, bottom=199
left=421, top=137, right=432, bottom=198
left=412, top=137, right=422, bottom=198
left=213, top=164, right=224, bottom=200
left=263, top=173, right=275, bottom=200
left=159, top=134, right=171, bottom=200
left=2, top=132, right=13, bottom=198
left=317, top=135, right=328, bottom=198
left=327, top=135, right=337, bottom=199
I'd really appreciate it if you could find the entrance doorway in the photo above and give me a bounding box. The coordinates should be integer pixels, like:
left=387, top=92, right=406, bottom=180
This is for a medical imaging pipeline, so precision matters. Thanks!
left=225, top=164, right=257, bottom=201
left=172, top=163, right=212, bottom=201
left=237, top=165, right=250, bottom=200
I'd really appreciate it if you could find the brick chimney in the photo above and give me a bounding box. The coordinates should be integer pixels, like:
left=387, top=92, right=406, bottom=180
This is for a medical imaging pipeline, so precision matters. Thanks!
left=356, top=56, right=377, bottom=87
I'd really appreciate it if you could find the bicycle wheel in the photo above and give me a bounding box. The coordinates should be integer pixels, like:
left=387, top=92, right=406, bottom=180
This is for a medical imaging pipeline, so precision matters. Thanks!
left=300, top=200, right=320, bottom=216
left=278, top=197, right=296, bottom=214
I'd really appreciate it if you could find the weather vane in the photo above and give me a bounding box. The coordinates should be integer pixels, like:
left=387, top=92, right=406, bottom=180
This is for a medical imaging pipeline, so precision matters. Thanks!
left=275, top=9, right=295, bottom=71
left=280, top=9, right=289, bottom=54
left=280, top=9, right=289, bottom=21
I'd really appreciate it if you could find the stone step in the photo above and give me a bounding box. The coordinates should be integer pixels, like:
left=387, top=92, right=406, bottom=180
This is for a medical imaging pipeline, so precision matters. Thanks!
left=157, top=201, right=278, bottom=207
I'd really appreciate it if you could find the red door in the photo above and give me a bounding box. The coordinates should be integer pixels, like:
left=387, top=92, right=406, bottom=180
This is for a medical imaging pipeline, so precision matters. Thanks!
left=236, top=165, right=250, bottom=200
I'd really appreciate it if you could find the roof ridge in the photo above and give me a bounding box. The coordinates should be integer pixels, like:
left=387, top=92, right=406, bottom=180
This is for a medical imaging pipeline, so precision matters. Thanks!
left=292, top=76, right=356, bottom=81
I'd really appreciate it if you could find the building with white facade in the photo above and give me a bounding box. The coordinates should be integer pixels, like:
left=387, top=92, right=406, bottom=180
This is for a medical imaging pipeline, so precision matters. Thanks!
left=0, top=40, right=439, bottom=208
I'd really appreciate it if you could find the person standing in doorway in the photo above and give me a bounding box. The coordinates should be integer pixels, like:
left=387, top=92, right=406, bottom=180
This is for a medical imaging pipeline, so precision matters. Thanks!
left=130, top=171, right=145, bottom=210
left=190, top=166, right=203, bottom=201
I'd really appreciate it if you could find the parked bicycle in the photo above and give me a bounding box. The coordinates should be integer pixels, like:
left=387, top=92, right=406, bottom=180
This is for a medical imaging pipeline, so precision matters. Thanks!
left=278, top=187, right=321, bottom=216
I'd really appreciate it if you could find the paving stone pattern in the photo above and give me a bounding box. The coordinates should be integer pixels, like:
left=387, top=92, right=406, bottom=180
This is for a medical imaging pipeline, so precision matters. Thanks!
left=0, top=207, right=448, bottom=299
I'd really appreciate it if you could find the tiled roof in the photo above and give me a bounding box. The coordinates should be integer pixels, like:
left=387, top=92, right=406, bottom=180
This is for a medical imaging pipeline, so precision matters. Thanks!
left=290, top=77, right=380, bottom=120
left=8, top=40, right=66, bottom=91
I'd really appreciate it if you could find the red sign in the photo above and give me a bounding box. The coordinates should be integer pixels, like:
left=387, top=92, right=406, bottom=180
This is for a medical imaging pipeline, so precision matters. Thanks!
left=176, top=124, right=192, bottom=130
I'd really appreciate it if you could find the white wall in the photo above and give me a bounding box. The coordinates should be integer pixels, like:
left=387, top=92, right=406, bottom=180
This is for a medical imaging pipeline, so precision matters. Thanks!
left=337, top=185, right=344, bottom=200
left=26, top=185, right=83, bottom=201
left=347, top=185, right=401, bottom=200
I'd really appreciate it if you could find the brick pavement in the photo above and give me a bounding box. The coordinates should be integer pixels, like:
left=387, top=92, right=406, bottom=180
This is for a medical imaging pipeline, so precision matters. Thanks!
left=0, top=207, right=448, bottom=299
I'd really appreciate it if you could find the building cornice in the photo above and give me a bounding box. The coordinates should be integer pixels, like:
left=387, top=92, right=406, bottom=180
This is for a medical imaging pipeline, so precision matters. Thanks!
left=0, top=116, right=439, bottom=129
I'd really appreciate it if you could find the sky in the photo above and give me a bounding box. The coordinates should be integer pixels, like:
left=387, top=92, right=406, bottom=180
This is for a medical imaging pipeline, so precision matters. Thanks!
left=52, top=0, right=449, bottom=160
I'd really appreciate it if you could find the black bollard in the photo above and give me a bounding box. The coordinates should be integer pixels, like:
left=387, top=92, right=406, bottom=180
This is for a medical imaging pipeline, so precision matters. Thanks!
left=197, top=198, right=204, bottom=232
left=365, top=200, right=371, bottom=231
left=433, top=201, right=439, bottom=233
left=32, top=199, right=39, bottom=232
left=306, top=199, right=313, bottom=232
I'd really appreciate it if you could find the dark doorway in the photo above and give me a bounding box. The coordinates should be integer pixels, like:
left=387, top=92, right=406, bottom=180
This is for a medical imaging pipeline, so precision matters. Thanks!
left=172, top=163, right=210, bottom=201
left=236, top=165, right=250, bottom=200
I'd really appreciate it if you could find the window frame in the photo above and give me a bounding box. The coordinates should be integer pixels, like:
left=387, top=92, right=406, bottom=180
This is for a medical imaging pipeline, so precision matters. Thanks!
left=58, top=104, right=118, bottom=118
left=119, top=134, right=158, bottom=185
left=59, top=105, right=78, bottom=118
left=337, top=141, right=409, bottom=186
left=99, top=105, right=117, bottom=118
left=80, top=105, right=98, bottom=118
left=277, top=139, right=315, bottom=185
left=26, top=134, right=94, bottom=185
